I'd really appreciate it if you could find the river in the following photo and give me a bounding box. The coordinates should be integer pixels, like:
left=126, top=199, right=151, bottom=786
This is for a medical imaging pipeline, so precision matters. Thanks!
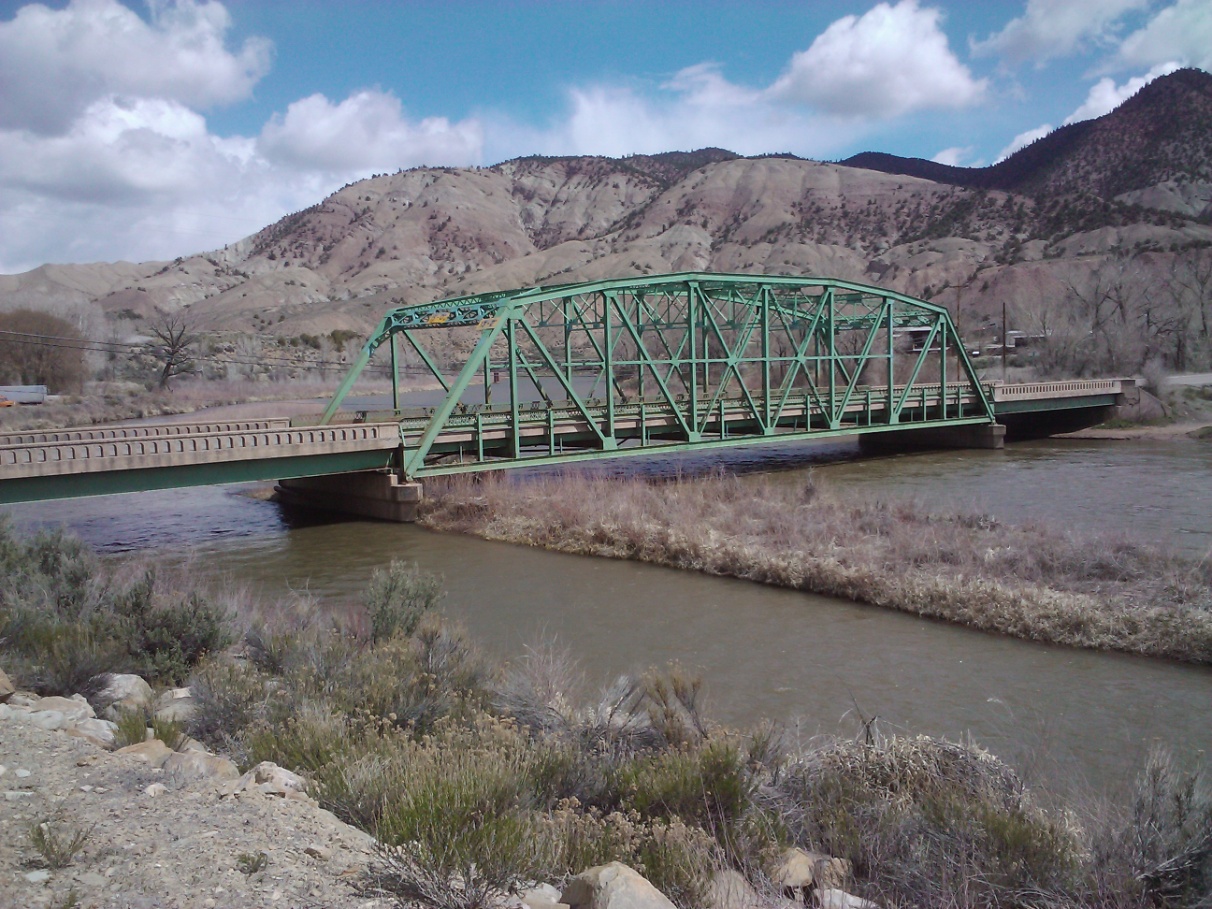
left=9, top=434, right=1212, bottom=800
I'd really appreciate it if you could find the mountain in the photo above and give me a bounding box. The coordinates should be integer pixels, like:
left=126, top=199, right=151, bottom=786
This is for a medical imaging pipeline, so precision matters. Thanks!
left=2, top=70, right=1211, bottom=368
left=843, top=68, right=1212, bottom=218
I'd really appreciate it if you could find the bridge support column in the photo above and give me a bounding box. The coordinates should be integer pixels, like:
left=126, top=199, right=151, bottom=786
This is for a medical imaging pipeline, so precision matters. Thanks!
left=859, top=422, right=1005, bottom=454
left=275, top=471, right=423, bottom=522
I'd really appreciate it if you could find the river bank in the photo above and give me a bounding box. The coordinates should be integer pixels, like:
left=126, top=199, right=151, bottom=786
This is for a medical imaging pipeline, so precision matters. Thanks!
left=417, top=471, right=1212, bottom=664
left=3, top=525, right=1210, bottom=909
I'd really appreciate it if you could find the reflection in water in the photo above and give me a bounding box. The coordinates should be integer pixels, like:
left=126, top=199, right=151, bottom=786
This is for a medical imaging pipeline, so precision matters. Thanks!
left=8, top=436, right=1212, bottom=797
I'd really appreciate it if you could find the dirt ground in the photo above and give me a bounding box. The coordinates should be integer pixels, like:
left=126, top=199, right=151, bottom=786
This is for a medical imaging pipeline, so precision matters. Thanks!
left=0, top=715, right=385, bottom=909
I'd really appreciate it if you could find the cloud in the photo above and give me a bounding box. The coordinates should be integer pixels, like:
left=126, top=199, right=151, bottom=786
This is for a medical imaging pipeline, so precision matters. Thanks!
left=769, top=1, right=986, bottom=118
left=973, top=0, right=1149, bottom=64
left=515, top=69, right=856, bottom=161
left=1117, top=0, right=1212, bottom=70
left=1064, top=62, right=1181, bottom=124
left=259, top=90, right=483, bottom=173
left=0, top=0, right=271, bottom=135
left=932, top=146, right=975, bottom=167
left=994, top=124, right=1053, bottom=163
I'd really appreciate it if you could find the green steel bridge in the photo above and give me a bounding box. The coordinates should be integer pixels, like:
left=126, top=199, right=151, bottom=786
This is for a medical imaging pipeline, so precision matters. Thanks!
left=0, top=274, right=1131, bottom=513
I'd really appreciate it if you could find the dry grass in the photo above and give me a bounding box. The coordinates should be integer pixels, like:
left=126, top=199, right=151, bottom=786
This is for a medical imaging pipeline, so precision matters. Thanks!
left=419, top=471, right=1212, bottom=664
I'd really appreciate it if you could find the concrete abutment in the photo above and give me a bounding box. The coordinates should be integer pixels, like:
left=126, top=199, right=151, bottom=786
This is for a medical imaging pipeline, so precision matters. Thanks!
left=275, top=471, right=423, bottom=522
left=859, top=421, right=1006, bottom=454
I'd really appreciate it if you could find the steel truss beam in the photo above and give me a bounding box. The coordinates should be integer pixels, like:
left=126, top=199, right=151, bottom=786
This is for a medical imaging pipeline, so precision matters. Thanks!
left=319, top=273, right=994, bottom=477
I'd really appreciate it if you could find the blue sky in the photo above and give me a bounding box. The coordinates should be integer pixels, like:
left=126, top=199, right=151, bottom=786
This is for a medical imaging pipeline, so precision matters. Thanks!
left=0, top=0, right=1207, bottom=273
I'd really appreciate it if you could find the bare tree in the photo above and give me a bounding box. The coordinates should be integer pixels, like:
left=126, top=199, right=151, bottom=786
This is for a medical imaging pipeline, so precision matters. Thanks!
left=0, top=308, right=88, bottom=392
left=147, top=309, right=200, bottom=389
left=1170, top=245, right=1212, bottom=370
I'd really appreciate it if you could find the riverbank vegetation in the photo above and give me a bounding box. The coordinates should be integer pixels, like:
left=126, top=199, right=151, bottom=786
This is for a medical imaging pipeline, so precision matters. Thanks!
left=418, top=471, right=1212, bottom=665
left=2, top=522, right=1211, bottom=907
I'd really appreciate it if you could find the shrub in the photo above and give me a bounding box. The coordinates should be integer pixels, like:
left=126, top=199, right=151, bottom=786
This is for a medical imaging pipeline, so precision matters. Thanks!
left=765, top=734, right=1081, bottom=905
left=27, top=815, right=92, bottom=869
left=364, top=560, right=443, bottom=643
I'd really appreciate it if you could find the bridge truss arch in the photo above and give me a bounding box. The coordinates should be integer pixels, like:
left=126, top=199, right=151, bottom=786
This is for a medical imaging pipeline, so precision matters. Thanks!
left=319, top=272, right=995, bottom=477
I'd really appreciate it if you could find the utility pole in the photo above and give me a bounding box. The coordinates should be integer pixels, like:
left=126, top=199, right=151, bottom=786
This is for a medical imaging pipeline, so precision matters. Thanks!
left=1001, top=300, right=1008, bottom=382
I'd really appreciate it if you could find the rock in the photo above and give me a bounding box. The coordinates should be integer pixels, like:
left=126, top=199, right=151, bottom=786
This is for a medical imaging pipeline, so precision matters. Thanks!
left=706, top=869, right=761, bottom=909
left=813, top=858, right=852, bottom=891
left=114, top=739, right=173, bottom=768
left=0, top=703, right=24, bottom=720
left=163, top=751, right=239, bottom=782
left=32, top=695, right=95, bottom=723
left=28, top=710, right=67, bottom=731
left=154, top=687, right=197, bottom=723
left=773, top=848, right=851, bottom=894
left=223, top=761, right=308, bottom=799
left=99, top=673, right=154, bottom=718
left=8, top=692, right=38, bottom=708
left=252, top=761, right=307, bottom=794
left=562, top=862, right=676, bottom=909
left=773, top=847, right=819, bottom=889
left=72, top=717, right=118, bottom=748
left=521, top=883, right=567, bottom=909
left=144, top=782, right=168, bottom=797
left=814, top=889, right=878, bottom=909
left=24, top=869, right=51, bottom=884
left=0, top=667, right=14, bottom=702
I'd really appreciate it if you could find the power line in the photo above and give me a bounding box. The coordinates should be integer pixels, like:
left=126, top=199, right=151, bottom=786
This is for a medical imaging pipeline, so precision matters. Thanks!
left=0, top=329, right=414, bottom=375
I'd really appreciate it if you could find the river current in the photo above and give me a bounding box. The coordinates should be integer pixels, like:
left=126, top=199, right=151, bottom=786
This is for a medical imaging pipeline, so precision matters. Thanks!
left=9, top=434, right=1212, bottom=800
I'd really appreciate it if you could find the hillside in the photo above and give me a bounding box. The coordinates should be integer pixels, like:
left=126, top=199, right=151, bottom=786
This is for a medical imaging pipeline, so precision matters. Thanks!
left=1, top=70, right=1211, bottom=372
left=843, top=68, right=1212, bottom=217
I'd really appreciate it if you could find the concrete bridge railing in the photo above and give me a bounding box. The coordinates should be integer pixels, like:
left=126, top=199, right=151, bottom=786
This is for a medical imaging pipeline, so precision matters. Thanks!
left=989, top=379, right=1125, bottom=402
left=0, top=420, right=292, bottom=447
left=0, top=423, right=400, bottom=479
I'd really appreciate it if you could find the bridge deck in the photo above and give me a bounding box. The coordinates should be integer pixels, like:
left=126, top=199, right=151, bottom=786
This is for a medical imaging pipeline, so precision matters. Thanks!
left=0, top=379, right=1128, bottom=503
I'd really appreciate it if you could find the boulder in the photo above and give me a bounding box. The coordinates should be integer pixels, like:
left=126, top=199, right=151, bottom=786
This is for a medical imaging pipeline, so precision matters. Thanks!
left=813, top=858, right=851, bottom=891
left=562, top=862, right=676, bottom=909
left=163, top=751, right=239, bottom=782
left=72, top=717, right=118, bottom=748
left=772, top=848, right=851, bottom=893
left=814, top=889, right=878, bottom=909
left=154, top=687, right=196, bottom=723
left=114, top=738, right=173, bottom=768
left=522, top=883, right=568, bottom=909
left=706, top=868, right=762, bottom=909
left=0, top=668, right=14, bottom=702
left=32, top=695, right=94, bottom=723
left=99, top=674, right=154, bottom=718
left=222, top=761, right=307, bottom=798
left=28, top=710, right=67, bottom=731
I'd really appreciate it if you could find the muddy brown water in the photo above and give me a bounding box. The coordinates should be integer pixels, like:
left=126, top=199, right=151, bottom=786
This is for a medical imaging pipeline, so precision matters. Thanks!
left=10, top=435, right=1212, bottom=799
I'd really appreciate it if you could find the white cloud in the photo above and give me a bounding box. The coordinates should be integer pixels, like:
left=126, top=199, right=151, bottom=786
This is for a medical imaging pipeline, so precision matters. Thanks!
left=0, top=0, right=271, bottom=135
left=1117, top=0, right=1212, bottom=70
left=932, top=146, right=974, bottom=167
left=973, top=0, right=1149, bottom=64
left=994, top=124, right=1053, bottom=163
left=1064, top=62, right=1181, bottom=124
left=259, top=90, right=483, bottom=173
left=515, top=70, right=853, bottom=161
left=769, top=1, right=986, bottom=118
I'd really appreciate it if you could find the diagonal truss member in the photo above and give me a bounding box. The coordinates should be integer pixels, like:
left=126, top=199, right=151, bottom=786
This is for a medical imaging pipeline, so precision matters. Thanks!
left=319, top=272, right=994, bottom=478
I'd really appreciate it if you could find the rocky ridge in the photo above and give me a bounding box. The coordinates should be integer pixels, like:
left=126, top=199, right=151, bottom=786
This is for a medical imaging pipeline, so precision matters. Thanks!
left=2, top=70, right=1210, bottom=355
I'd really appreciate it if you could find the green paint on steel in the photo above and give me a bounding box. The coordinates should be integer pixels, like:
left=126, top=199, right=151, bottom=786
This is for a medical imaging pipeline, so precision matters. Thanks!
left=0, top=449, right=397, bottom=504
left=319, top=272, right=997, bottom=479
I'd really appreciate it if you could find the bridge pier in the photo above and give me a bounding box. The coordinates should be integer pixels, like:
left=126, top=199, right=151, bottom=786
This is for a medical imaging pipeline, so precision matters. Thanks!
left=275, top=471, right=423, bottom=522
left=859, top=421, right=1006, bottom=454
